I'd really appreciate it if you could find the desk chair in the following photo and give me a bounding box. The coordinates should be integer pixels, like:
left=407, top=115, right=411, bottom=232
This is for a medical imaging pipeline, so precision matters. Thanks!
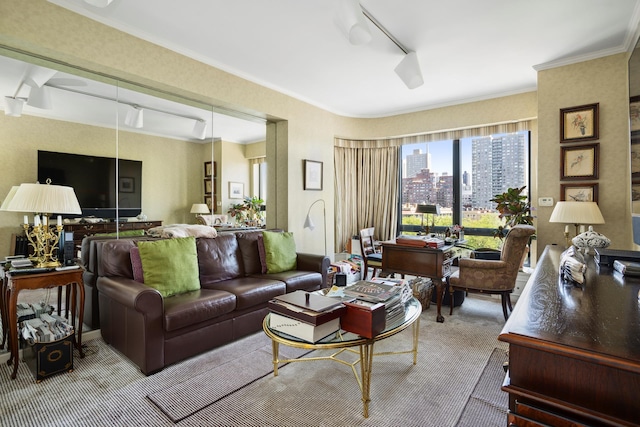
left=448, top=224, right=535, bottom=320
left=359, top=227, right=382, bottom=280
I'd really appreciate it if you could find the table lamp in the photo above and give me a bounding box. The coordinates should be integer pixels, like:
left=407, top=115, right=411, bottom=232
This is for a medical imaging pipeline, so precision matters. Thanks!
left=415, top=204, right=441, bottom=234
left=549, top=201, right=604, bottom=247
left=2, top=180, right=82, bottom=267
left=190, top=203, right=210, bottom=219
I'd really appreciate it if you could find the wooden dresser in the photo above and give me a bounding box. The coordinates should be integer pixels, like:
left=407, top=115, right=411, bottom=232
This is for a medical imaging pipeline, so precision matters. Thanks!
left=63, top=220, right=162, bottom=247
left=499, top=245, right=640, bottom=426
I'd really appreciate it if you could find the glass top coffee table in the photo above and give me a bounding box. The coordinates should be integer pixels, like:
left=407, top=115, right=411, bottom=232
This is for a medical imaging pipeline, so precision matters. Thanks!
left=262, top=297, right=421, bottom=418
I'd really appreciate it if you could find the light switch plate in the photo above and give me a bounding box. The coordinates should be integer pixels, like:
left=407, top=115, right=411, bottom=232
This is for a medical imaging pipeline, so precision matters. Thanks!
left=538, top=197, right=553, bottom=207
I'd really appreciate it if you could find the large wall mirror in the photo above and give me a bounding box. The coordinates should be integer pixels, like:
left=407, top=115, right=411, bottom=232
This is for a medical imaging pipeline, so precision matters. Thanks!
left=630, top=37, right=640, bottom=212
left=0, top=49, right=267, bottom=238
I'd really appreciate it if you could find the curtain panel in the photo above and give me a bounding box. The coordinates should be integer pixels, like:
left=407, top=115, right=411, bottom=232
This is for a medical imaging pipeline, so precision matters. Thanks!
left=334, top=145, right=399, bottom=253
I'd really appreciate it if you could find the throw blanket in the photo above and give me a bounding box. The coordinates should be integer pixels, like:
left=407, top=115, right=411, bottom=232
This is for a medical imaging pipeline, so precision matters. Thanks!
left=147, top=224, right=218, bottom=239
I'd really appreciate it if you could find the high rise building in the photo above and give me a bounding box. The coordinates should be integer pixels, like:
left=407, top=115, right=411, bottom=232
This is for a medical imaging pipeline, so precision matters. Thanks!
left=405, top=148, right=430, bottom=178
left=471, top=133, right=526, bottom=209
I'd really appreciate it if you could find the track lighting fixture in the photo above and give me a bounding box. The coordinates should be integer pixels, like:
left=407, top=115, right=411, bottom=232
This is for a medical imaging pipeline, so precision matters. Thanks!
left=394, top=51, right=424, bottom=90
left=193, top=119, right=208, bottom=140
left=124, top=105, right=144, bottom=128
left=334, top=0, right=371, bottom=46
left=3, top=96, right=25, bottom=117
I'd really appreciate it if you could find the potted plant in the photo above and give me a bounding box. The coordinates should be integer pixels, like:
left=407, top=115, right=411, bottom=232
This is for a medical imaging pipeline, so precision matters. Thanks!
left=490, top=185, right=534, bottom=240
left=227, top=196, right=264, bottom=226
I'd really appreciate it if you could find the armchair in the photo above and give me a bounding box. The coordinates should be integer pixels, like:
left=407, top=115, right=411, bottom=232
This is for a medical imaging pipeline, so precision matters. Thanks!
left=448, top=224, right=535, bottom=320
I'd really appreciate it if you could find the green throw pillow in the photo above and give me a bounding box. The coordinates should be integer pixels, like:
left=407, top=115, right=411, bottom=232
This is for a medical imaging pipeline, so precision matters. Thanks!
left=262, top=231, right=297, bottom=273
left=95, top=229, right=145, bottom=237
left=137, top=237, right=201, bottom=297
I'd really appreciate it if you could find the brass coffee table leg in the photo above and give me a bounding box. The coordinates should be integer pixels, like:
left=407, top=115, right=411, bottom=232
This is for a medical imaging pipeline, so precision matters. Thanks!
left=359, top=341, right=374, bottom=418
left=272, top=340, right=280, bottom=376
left=412, top=316, right=420, bottom=365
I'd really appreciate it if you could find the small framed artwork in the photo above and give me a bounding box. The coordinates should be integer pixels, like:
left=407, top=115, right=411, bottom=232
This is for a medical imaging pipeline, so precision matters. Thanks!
left=119, top=177, right=135, bottom=193
left=303, top=159, right=323, bottom=191
left=561, top=183, right=598, bottom=203
left=204, top=179, right=214, bottom=195
left=205, top=195, right=216, bottom=210
left=560, top=143, right=599, bottom=180
left=632, top=183, right=640, bottom=201
left=204, top=161, right=216, bottom=178
left=632, top=143, right=640, bottom=178
left=229, top=182, right=244, bottom=199
left=631, top=96, right=640, bottom=132
left=560, top=103, right=599, bottom=143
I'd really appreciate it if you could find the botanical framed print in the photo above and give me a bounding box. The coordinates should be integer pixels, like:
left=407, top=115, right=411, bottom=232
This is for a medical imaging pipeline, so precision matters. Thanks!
left=560, top=103, right=599, bottom=143
left=632, top=184, right=640, bottom=202
left=561, top=183, right=598, bottom=203
left=205, top=195, right=216, bottom=210
left=631, top=143, right=640, bottom=178
left=560, top=143, right=599, bottom=180
left=303, top=159, right=323, bottom=190
left=204, top=178, right=214, bottom=195
left=229, top=181, right=244, bottom=199
left=204, top=161, right=216, bottom=178
left=631, top=96, right=640, bottom=132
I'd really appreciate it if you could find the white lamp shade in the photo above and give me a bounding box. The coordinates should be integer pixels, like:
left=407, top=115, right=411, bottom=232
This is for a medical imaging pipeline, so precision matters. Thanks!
left=124, top=105, right=144, bottom=128
left=395, top=51, right=424, bottom=89
left=0, top=186, right=20, bottom=211
left=334, top=0, right=372, bottom=45
left=4, top=96, right=25, bottom=117
left=190, top=203, right=210, bottom=214
left=4, top=183, right=82, bottom=214
left=549, top=201, right=604, bottom=225
left=303, top=214, right=316, bottom=231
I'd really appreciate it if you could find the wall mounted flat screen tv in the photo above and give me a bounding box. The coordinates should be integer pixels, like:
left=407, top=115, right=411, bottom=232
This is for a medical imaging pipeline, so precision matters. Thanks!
left=38, top=150, right=142, bottom=218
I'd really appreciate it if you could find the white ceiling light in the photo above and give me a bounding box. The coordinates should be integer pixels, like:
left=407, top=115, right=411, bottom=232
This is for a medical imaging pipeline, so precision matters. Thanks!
left=3, top=96, right=25, bottom=117
left=26, top=85, right=53, bottom=109
left=193, top=119, right=207, bottom=140
left=394, top=51, right=424, bottom=90
left=334, top=0, right=371, bottom=46
left=124, top=105, right=144, bottom=128
left=83, top=0, right=114, bottom=7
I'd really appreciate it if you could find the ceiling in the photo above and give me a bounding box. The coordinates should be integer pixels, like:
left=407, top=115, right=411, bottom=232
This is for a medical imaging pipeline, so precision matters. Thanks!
left=4, top=0, right=640, bottom=142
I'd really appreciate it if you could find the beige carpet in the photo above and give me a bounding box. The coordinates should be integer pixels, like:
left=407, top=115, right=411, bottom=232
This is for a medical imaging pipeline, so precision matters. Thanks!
left=0, top=295, right=509, bottom=427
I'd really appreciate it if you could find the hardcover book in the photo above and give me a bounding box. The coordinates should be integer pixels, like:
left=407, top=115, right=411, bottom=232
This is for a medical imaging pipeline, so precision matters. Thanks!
left=272, top=290, right=344, bottom=312
left=267, top=299, right=346, bottom=326
left=344, top=280, right=401, bottom=302
left=268, top=312, right=340, bottom=343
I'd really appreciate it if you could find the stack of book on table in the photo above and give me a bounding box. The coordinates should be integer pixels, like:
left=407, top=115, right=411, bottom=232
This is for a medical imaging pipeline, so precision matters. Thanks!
left=425, top=237, right=445, bottom=249
left=268, top=290, right=346, bottom=343
left=613, top=259, right=640, bottom=276
left=344, top=279, right=406, bottom=327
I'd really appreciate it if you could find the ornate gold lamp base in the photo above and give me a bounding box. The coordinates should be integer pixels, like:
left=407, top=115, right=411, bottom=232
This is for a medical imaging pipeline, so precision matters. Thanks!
left=23, top=222, right=63, bottom=268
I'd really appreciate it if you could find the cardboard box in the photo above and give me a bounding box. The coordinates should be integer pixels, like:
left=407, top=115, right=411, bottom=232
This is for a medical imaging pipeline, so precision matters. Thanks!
left=24, top=333, right=74, bottom=382
left=341, top=300, right=385, bottom=339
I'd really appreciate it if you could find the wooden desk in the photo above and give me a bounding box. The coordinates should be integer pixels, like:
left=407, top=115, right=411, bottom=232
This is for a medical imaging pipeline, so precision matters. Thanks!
left=499, top=246, right=640, bottom=426
left=380, top=241, right=458, bottom=323
left=5, top=269, right=85, bottom=379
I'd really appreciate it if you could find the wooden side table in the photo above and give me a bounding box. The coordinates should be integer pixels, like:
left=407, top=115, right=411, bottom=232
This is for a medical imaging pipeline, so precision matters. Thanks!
left=5, top=268, right=85, bottom=379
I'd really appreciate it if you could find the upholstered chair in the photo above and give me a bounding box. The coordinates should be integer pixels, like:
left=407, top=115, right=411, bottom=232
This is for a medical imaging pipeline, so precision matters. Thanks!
left=359, top=227, right=382, bottom=280
left=448, top=224, right=535, bottom=320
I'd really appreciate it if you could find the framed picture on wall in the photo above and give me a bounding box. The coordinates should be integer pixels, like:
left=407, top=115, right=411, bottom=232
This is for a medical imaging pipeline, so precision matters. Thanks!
left=561, top=183, right=598, bottom=203
left=560, top=143, right=599, bottom=180
left=119, top=177, right=135, bottom=193
left=303, top=159, right=323, bottom=190
left=204, top=161, right=216, bottom=178
left=229, top=182, right=244, bottom=199
left=560, top=103, right=599, bottom=143
left=205, top=195, right=216, bottom=210
left=204, top=179, right=214, bottom=195
left=631, top=96, right=640, bottom=132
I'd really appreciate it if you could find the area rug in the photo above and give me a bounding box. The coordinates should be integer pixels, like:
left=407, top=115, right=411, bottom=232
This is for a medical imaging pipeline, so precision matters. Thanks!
left=455, top=347, right=509, bottom=426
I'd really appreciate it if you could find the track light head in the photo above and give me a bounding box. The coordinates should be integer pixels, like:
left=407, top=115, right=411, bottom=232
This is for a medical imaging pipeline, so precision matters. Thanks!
left=334, top=0, right=372, bottom=46
left=193, top=119, right=207, bottom=140
left=124, top=105, right=144, bottom=128
left=4, top=96, right=25, bottom=117
left=395, top=51, right=424, bottom=89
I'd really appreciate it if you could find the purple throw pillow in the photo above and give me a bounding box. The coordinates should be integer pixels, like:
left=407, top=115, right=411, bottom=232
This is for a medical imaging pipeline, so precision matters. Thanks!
left=130, top=246, right=145, bottom=283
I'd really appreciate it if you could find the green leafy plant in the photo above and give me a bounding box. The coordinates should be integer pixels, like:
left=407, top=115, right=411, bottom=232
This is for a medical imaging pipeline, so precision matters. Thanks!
left=227, top=196, right=264, bottom=225
left=489, top=186, right=534, bottom=239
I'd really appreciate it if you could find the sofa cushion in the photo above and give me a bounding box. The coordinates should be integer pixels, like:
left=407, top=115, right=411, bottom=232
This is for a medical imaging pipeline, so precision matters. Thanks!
left=197, top=234, right=243, bottom=285
left=95, top=229, right=145, bottom=237
left=257, top=234, right=267, bottom=274
left=255, top=270, right=323, bottom=293
left=235, top=230, right=264, bottom=275
left=204, top=277, right=286, bottom=310
left=137, top=237, right=201, bottom=297
left=262, top=231, right=297, bottom=273
left=163, top=289, right=236, bottom=332
left=130, top=247, right=144, bottom=283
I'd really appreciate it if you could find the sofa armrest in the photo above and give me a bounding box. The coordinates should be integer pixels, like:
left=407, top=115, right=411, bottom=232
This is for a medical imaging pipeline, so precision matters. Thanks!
left=97, top=276, right=163, bottom=314
left=296, top=253, right=331, bottom=287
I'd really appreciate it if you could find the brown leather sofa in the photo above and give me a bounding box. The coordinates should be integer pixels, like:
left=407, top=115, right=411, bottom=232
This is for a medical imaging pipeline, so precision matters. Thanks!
left=96, top=230, right=329, bottom=375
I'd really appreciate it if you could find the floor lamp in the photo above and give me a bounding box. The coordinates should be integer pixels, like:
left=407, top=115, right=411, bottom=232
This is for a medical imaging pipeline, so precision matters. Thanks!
left=303, top=199, right=326, bottom=255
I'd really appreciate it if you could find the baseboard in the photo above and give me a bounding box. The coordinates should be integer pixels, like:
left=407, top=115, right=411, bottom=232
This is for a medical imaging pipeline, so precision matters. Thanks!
left=0, top=328, right=101, bottom=365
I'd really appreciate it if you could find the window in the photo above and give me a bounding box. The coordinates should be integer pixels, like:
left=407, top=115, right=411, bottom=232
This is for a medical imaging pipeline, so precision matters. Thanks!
left=399, top=131, right=530, bottom=249
left=251, top=160, right=267, bottom=201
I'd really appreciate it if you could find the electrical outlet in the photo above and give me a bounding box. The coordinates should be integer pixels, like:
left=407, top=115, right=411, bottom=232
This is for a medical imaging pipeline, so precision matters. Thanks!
left=538, top=197, right=553, bottom=207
